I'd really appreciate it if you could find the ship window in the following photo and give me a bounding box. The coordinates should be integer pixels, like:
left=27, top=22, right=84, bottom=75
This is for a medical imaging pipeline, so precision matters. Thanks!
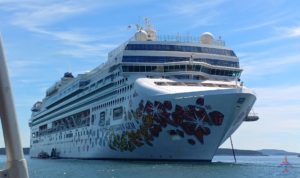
left=125, top=44, right=236, bottom=57
left=194, top=65, right=201, bottom=71
left=79, top=80, right=90, bottom=87
left=91, top=115, right=95, bottom=125
left=227, top=71, right=233, bottom=76
left=122, top=56, right=189, bottom=63
left=128, top=66, right=134, bottom=72
left=164, top=66, right=169, bottom=72
left=145, top=66, right=151, bottom=72
left=155, top=82, right=166, bottom=86
left=167, top=82, right=185, bottom=86
left=133, top=66, right=139, bottom=72
left=224, top=70, right=229, bottom=76
left=122, top=56, right=239, bottom=68
left=99, top=112, right=105, bottom=126
left=211, top=69, right=216, bottom=75
left=193, top=58, right=239, bottom=68
left=140, top=66, right=145, bottom=72
left=113, top=106, right=123, bottom=120
left=169, top=65, right=174, bottom=71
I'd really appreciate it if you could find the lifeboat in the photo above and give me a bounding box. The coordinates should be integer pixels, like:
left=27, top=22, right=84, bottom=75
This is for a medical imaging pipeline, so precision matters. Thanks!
left=31, top=101, right=42, bottom=112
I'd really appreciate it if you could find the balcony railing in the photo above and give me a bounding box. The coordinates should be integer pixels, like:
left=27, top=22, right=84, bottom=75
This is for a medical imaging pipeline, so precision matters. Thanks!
left=155, top=34, right=226, bottom=46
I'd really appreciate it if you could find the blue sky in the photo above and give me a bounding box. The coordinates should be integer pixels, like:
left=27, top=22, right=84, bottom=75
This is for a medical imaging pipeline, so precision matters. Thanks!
left=0, top=0, right=300, bottom=152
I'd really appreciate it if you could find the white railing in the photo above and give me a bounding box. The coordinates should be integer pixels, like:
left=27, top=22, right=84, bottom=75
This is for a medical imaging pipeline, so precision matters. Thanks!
left=156, top=34, right=226, bottom=46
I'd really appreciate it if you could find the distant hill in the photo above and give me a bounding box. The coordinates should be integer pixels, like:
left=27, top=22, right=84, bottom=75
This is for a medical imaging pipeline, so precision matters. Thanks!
left=216, top=148, right=265, bottom=156
left=0, top=148, right=30, bottom=155
left=217, top=148, right=300, bottom=156
left=258, top=149, right=300, bottom=156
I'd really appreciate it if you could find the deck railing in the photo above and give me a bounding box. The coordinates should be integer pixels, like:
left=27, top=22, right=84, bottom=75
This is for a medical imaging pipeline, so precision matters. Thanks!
left=156, top=34, right=226, bottom=46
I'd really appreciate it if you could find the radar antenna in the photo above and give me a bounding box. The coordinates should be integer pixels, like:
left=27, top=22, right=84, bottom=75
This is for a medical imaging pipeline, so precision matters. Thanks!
left=144, top=17, right=151, bottom=30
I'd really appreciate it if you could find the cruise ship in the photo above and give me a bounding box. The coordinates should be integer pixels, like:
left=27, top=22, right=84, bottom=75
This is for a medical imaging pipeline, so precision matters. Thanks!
left=29, top=22, right=257, bottom=161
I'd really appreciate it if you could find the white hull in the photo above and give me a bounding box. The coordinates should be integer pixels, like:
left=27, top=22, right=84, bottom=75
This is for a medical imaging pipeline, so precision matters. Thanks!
left=30, top=87, right=255, bottom=161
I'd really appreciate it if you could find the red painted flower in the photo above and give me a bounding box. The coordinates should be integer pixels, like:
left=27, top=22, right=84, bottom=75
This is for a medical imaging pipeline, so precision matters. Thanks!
left=125, top=97, right=225, bottom=151
left=144, top=101, right=154, bottom=114
left=196, top=97, right=205, bottom=106
left=194, top=107, right=211, bottom=125
left=163, top=101, right=172, bottom=110
left=209, top=111, right=224, bottom=126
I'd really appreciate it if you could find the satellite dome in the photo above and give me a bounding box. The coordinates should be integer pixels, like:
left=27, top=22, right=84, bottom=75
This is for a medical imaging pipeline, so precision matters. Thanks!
left=200, top=32, right=214, bottom=44
left=135, top=30, right=148, bottom=41
left=145, top=28, right=156, bottom=41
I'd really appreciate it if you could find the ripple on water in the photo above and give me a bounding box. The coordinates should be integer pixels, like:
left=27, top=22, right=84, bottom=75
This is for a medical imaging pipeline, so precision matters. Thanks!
left=0, top=155, right=299, bottom=178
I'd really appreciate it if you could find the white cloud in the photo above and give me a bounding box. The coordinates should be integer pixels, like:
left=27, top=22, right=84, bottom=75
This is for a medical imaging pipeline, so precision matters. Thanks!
left=7, top=59, right=48, bottom=78
left=54, top=31, right=96, bottom=43
left=282, top=26, right=300, bottom=38
left=169, top=0, right=225, bottom=16
left=154, top=0, right=226, bottom=29
left=241, top=53, right=300, bottom=77
left=238, top=25, right=300, bottom=46
left=233, top=9, right=289, bottom=32
left=238, top=36, right=285, bottom=47
left=30, top=28, right=118, bottom=58
left=254, top=85, right=300, bottom=106
left=234, top=20, right=278, bottom=32
left=1, top=1, right=90, bottom=30
left=59, top=43, right=117, bottom=58
left=0, top=1, right=120, bottom=58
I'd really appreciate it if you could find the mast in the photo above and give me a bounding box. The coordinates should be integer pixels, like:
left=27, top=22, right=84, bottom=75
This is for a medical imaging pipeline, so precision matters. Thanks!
left=0, top=35, right=29, bottom=178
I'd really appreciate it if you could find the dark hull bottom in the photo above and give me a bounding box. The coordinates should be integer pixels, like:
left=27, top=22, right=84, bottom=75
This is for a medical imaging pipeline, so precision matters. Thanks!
left=30, top=156, right=212, bottom=162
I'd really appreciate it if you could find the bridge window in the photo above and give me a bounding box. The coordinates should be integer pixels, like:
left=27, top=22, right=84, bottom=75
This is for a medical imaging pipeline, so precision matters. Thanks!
left=122, top=64, right=240, bottom=77
left=125, top=44, right=236, bottom=57
left=123, top=56, right=239, bottom=68
left=122, top=56, right=189, bottom=63
left=193, top=58, right=239, bottom=68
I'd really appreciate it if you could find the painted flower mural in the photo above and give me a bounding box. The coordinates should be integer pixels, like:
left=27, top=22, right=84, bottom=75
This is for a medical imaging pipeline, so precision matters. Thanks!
left=108, top=97, right=224, bottom=151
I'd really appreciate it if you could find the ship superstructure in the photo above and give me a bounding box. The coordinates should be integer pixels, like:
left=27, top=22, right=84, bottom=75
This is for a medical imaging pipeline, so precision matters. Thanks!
left=29, top=22, right=256, bottom=161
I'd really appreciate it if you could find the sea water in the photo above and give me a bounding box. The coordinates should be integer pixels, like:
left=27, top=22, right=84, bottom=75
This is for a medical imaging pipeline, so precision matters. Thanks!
left=0, top=155, right=299, bottom=178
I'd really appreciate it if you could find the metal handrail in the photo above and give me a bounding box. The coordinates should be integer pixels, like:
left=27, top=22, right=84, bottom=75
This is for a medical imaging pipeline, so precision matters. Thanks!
left=0, top=35, right=29, bottom=178
left=156, top=34, right=226, bottom=46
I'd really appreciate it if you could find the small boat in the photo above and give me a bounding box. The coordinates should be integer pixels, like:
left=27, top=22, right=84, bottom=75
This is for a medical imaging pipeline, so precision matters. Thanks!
left=280, top=156, right=289, bottom=165
left=38, top=151, right=50, bottom=159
